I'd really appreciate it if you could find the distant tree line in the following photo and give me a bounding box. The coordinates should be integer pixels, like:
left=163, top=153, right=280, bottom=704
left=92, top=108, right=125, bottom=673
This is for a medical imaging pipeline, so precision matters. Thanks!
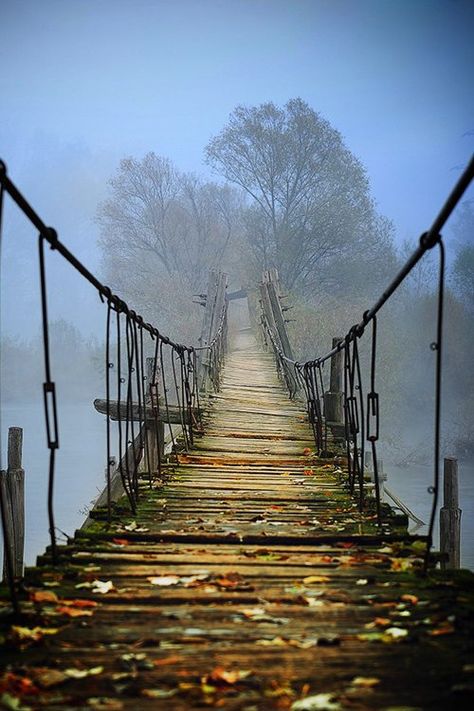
left=1, top=319, right=102, bottom=403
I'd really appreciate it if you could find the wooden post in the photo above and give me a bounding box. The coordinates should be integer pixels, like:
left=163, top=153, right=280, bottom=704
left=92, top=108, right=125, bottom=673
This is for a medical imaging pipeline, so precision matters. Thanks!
left=198, top=271, right=227, bottom=392
left=198, top=271, right=219, bottom=391
left=146, top=356, right=165, bottom=467
left=260, top=271, right=298, bottom=394
left=265, top=279, right=295, bottom=362
left=440, top=457, right=461, bottom=570
left=324, top=337, right=344, bottom=423
left=1, top=427, right=25, bottom=581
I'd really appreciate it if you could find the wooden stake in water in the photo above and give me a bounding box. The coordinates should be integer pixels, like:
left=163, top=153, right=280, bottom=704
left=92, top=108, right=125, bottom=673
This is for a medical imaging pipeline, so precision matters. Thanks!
left=440, top=457, right=461, bottom=570
left=1, top=427, right=25, bottom=582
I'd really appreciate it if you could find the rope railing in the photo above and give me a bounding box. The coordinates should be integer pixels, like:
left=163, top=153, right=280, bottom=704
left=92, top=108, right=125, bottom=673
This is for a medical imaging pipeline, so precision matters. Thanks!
left=0, top=159, right=228, bottom=613
left=259, top=155, right=474, bottom=569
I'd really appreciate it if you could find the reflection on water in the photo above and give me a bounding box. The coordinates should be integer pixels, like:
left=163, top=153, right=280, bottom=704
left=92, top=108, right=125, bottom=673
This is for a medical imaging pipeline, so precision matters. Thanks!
left=385, top=459, right=474, bottom=571
left=1, top=402, right=113, bottom=565
left=1, top=402, right=473, bottom=571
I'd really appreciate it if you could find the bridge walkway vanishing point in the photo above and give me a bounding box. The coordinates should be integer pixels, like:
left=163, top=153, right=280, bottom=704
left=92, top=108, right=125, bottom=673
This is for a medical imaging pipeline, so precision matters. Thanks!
left=2, top=325, right=474, bottom=710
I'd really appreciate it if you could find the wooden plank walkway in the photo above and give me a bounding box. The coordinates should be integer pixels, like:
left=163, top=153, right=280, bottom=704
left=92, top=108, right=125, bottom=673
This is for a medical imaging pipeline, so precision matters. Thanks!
left=1, top=329, right=474, bottom=710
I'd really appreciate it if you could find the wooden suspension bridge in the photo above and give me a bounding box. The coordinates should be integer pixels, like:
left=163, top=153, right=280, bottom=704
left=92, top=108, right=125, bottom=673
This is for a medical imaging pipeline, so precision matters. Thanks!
left=1, top=159, right=474, bottom=710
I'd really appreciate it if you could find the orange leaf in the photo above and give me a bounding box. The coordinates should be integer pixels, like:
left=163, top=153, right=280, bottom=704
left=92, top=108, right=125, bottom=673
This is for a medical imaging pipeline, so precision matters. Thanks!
left=60, top=599, right=98, bottom=609
left=400, top=594, right=418, bottom=605
left=303, top=448, right=312, bottom=456
left=56, top=606, right=94, bottom=617
left=205, top=667, right=252, bottom=685
left=112, top=538, right=130, bottom=546
left=0, top=671, right=39, bottom=696
left=303, top=469, right=314, bottom=476
left=153, top=655, right=183, bottom=667
left=30, top=590, right=59, bottom=604
left=429, top=623, right=455, bottom=636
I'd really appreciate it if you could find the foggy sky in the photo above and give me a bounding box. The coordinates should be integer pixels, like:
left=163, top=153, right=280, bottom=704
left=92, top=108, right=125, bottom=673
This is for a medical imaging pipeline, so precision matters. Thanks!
left=1, top=0, right=473, bottom=338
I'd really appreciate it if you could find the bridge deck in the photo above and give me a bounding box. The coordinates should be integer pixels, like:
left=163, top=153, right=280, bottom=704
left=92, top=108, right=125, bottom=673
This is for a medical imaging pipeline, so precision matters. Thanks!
left=1, top=330, right=473, bottom=709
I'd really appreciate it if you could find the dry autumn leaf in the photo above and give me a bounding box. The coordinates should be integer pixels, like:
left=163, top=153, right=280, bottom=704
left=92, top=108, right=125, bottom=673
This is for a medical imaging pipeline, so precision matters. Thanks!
left=147, top=575, right=180, bottom=586
left=64, top=666, right=103, bottom=679
left=10, top=626, right=60, bottom=646
left=351, top=676, right=380, bottom=687
left=56, top=606, right=94, bottom=618
left=203, top=667, right=252, bottom=685
left=303, top=575, right=330, bottom=584
left=60, top=599, right=98, bottom=609
left=400, top=594, right=418, bottom=605
left=29, top=590, right=59, bottom=604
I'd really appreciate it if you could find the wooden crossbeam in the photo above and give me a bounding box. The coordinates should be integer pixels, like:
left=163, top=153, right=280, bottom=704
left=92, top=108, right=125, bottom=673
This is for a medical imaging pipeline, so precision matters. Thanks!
left=93, top=398, right=188, bottom=424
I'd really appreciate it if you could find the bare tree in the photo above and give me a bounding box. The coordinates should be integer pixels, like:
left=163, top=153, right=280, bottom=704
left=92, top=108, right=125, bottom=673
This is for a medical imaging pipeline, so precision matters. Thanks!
left=96, top=153, right=244, bottom=338
left=206, top=98, right=394, bottom=293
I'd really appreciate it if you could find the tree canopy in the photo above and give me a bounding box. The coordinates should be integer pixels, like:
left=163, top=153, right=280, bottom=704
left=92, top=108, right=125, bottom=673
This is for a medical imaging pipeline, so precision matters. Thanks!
left=206, top=98, right=395, bottom=293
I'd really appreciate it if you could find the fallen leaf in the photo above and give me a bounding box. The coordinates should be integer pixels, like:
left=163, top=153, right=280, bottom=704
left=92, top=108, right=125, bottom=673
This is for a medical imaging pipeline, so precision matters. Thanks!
left=141, top=689, right=178, bottom=699
left=112, top=538, right=130, bottom=546
left=303, top=469, right=314, bottom=476
left=10, top=626, right=60, bottom=646
left=86, top=699, right=124, bottom=710
left=384, top=627, right=409, bottom=641
left=364, top=617, right=391, bottom=629
left=240, top=606, right=266, bottom=618
left=303, top=448, right=312, bottom=456
left=303, top=575, right=330, bottom=584
left=203, top=667, right=252, bottom=686
left=400, top=594, right=418, bottom=605
left=390, top=558, right=416, bottom=572
left=0, top=672, right=38, bottom=696
left=147, top=575, right=180, bottom=586
left=153, top=655, right=183, bottom=667
left=0, top=693, right=32, bottom=711
left=291, top=693, right=342, bottom=710
left=90, top=580, right=114, bottom=594
left=59, top=599, right=98, bottom=609
left=123, top=521, right=149, bottom=533
left=64, top=666, right=103, bottom=679
left=351, top=676, right=380, bottom=687
left=56, top=606, right=94, bottom=618
left=428, top=622, right=455, bottom=636
left=29, top=590, right=59, bottom=604
left=75, top=579, right=115, bottom=594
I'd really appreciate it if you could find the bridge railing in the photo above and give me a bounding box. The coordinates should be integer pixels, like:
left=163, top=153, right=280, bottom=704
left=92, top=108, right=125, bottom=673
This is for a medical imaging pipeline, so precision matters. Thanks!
left=0, top=160, right=227, bottom=613
left=258, top=156, right=474, bottom=568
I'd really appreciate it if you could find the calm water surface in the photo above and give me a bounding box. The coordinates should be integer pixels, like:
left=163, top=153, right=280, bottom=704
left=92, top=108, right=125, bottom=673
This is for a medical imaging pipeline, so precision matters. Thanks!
left=1, top=402, right=473, bottom=570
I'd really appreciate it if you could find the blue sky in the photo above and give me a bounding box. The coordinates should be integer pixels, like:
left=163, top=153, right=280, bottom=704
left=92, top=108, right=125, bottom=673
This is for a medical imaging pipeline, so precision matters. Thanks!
left=1, top=0, right=473, bottom=336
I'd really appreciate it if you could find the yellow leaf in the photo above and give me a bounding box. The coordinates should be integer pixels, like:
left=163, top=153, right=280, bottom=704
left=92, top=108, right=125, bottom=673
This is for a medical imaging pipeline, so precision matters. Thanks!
left=351, top=676, right=380, bottom=687
left=303, top=575, right=330, bottom=584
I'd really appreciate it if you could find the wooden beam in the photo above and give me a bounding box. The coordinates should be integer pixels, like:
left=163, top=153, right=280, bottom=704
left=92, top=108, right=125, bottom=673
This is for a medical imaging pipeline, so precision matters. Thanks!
left=227, top=288, right=247, bottom=301
left=93, top=398, right=188, bottom=424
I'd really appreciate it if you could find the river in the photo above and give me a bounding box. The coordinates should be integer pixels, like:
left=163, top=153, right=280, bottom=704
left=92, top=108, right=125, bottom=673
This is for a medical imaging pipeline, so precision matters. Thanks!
left=1, top=402, right=473, bottom=570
